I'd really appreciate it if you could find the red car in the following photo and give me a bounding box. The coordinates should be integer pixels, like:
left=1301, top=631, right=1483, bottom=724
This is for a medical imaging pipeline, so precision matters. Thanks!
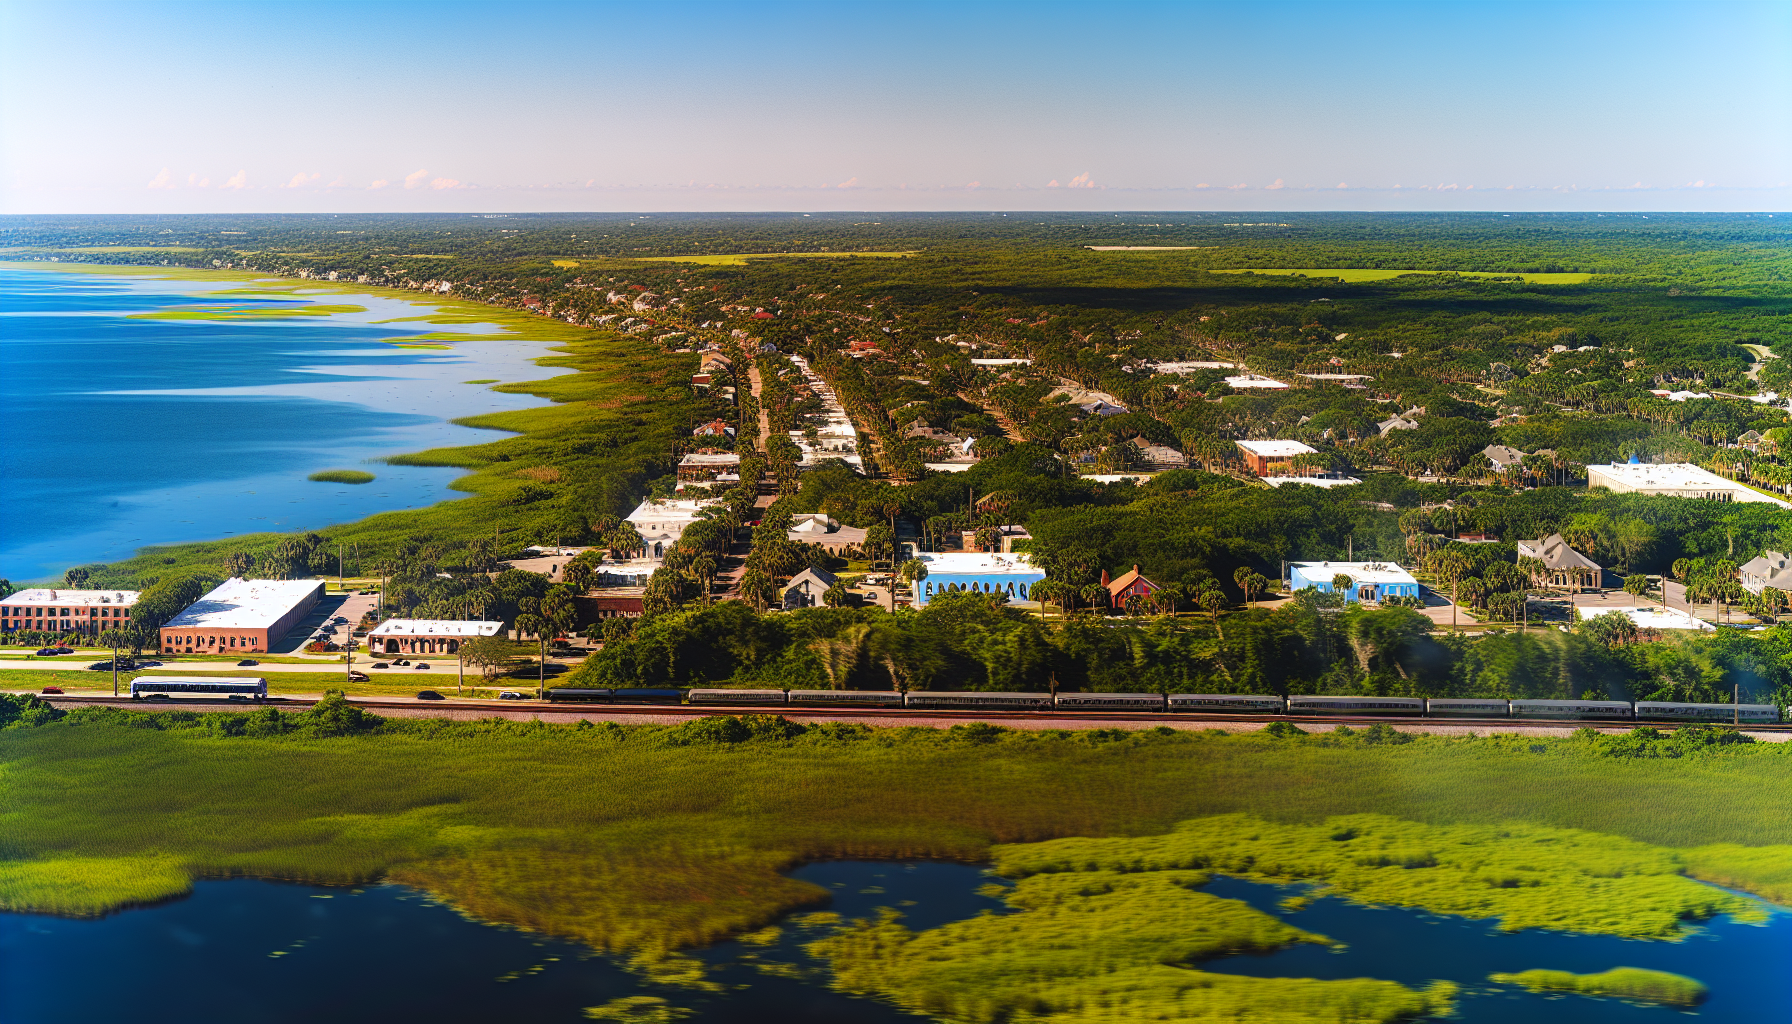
left=41, top=686, right=63, bottom=695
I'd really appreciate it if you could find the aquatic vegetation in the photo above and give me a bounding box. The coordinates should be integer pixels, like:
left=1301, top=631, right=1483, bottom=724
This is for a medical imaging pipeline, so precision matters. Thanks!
left=1487, top=967, right=1708, bottom=1006
left=3, top=713, right=1789, bottom=952
left=0, top=855, right=190, bottom=916
left=991, top=814, right=1768, bottom=939
left=307, top=469, right=376, bottom=484
left=808, top=871, right=1453, bottom=1023
left=582, top=995, right=694, bottom=1022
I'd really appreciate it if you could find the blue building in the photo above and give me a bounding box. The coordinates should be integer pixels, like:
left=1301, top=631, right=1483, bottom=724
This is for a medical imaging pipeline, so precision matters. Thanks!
left=1288, top=561, right=1421, bottom=604
left=912, top=553, right=1046, bottom=606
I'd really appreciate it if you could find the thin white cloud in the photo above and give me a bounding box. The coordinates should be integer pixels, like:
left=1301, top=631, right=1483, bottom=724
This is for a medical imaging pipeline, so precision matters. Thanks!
left=1068, top=172, right=1093, bottom=188
left=222, top=169, right=247, bottom=189
left=429, top=177, right=464, bottom=190
left=146, top=167, right=171, bottom=189
left=370, top=179, right=389, bottom=189
left=403, top=168, right=429, bottom=189
left=836, top=176, right=857, bottom=188
left=1337, top=182, right=1348, bottom=189
left=1266, top=178, right=1285, bottom=190
left=1046, top=179, right=1061, bottom=187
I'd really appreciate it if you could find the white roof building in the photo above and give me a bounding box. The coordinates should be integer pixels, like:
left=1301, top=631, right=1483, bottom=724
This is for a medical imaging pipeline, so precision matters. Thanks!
left=625, top=498, right=722, bottom=555
left=4, top=588, right=139, bottom=609
left=1236, top=440, right=1318, bottom=458
left=1263, top=475, right=1361, bottom=489
left=1289, top=561, right=1419, bottom=587
left=163, top=579, right=323, bottom=631
left=1224, top=374, right=1290, bottom=389
left=1587, top=463, right=1789, bottom=508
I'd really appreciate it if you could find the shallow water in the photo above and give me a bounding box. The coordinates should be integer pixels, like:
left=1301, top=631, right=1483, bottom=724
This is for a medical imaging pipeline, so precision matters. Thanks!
left=1, top=863, right=1785, bottom=1023
left=0, top=268, right=564, bottom=581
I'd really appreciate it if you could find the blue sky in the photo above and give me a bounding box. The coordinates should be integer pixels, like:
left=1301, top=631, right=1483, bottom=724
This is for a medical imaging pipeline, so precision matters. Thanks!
left=1, top=0, right=1787, bottom=213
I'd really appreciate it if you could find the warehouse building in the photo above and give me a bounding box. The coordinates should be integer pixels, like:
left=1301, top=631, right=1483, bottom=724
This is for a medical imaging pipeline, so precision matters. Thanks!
left=1586, top=461, right=1789, bottom=508
left=1, top=588, right=140, bottom=635
left=159, top=578, right=323, bottom=654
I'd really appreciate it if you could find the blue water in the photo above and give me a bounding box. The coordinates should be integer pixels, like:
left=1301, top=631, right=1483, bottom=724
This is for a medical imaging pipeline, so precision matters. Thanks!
left=0, top=267, right=565, bottom=582
left=1, top=863, right=1784, bottom=1023
left=1202, top=875, right=1792, bottom=1022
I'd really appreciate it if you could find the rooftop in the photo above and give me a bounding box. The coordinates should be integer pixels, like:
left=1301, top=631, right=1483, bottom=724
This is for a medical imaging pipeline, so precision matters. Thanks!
left=1290, top=560, right=1418, bottom=585
left=1263, top=475, right=1361, bottom=489
left=1589, top=462, right=1790, bottom=506
left=916, top=552, right=1044, bottom=576
left=163, top=579, right=322, bottom=631
left=678, top=451, right=741, bottom=466
left=5, top=588, right=140, bottom=607
left=369, top=619, right=505, bottom=638
left=1237, top=439, right=1317, bottom=458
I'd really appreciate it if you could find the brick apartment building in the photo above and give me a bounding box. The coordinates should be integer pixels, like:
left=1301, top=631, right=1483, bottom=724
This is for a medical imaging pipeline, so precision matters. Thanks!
left=1, top=588, right=140, bottom=635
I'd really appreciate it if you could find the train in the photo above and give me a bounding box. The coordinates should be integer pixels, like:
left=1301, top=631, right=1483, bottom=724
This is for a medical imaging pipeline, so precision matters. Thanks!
left=541, top=687, right=1782, bottom=723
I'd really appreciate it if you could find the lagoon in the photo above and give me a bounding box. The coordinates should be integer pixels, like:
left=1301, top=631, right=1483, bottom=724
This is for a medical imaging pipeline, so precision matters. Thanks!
left=0, top=267, right=564, bottom=583
left=2, top=863, right=1785, bottom=1023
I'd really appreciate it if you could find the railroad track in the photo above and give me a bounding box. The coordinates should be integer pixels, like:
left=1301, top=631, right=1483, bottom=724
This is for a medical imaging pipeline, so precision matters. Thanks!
left=33, top=693, right=1792, bottom=733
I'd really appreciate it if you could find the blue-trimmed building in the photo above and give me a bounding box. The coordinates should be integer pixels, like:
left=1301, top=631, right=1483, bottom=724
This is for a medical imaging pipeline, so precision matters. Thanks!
left=912, top=552, right=1046, bottom=606
left=1288, top=561, right=1421, bottom=603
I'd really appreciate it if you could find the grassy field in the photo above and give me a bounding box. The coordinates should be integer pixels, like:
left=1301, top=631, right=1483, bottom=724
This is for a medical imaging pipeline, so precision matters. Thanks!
left=1210, top=268, right=1594, bottom=284
left=307, top=469, right=376, bottom=484
left=636, top=251, right=919, bottom=266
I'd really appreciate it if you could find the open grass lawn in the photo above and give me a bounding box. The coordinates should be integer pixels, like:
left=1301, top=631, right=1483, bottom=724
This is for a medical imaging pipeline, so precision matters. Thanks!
left=1210, top=268, right=1594, bottom=284
left=637, top=251, right=919, bottom=266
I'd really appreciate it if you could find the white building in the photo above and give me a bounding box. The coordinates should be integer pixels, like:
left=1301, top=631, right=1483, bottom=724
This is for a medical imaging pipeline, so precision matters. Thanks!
left=1739, top=550, right=1791, bottom=596
left=1586, top=462, right=1789, bottom=508
left=1, top=588, right=140, bottom=636
left=625, top=498, right=723, bottom=558
left=912, top=552, right=1046, bottom=607
left=367, top=619, right=505, bottom=655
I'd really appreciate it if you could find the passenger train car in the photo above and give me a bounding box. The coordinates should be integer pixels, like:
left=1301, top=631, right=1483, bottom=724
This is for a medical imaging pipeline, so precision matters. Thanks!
left=131, top=677, right=267, bottom=700
left=533, top=686, right=1781, bottom=723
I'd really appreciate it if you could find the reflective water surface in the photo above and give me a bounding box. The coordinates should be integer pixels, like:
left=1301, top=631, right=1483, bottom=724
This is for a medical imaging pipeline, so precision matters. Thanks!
left=1, top=863, right=1785, bottom=1023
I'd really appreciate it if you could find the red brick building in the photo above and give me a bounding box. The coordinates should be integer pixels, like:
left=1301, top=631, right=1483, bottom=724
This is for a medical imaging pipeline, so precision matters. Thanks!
left=159, top=579, right=322, bottom=654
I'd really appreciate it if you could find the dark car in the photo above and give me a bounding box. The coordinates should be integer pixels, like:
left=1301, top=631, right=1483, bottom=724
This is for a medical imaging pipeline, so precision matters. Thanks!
left=414, top=662, right=430, bottom=670
left=498, top=691, right=525, bottom=700
left=347, top=671, right=370, bottom=682
left=237, top=659, right=258, bottom=667
left=40, top=686, right=63, bottom=694
left=416, top=690, right=444, bottom=701
left=395, top=659, right=410, bottom=666
left=54, top=647, right=73, bottom=654
left=372, top=662, right=390, bottom=670
left=35, top=648, right=59, bottom=656
left=136, top=660, right=161, bottom=668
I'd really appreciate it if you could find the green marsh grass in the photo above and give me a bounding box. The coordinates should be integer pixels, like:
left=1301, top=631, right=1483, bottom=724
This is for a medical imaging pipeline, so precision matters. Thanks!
left=809, top=868, right=1458, bottom=1023
left=1211, top=268, right=1593, bottom=284
left=307, top=469, right=376, bottom=484
left=3, top=714, right=1788, bottom=949
left=1487, top=967, right=1708, bottom=1006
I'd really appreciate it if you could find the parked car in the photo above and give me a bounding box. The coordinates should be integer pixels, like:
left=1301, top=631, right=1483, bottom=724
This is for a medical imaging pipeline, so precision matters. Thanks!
left=136, top=660, right=161, bottom=668
left=416, top=690, right=445, bottom=701
left=414, top=662, right=430, bottom=670
left=237, top=659, right=258, bottom=667
left=372, top=662, right=390, bottom=670
left=40, top=686, right=63, bottom=694
left=498, top=691, right=525, bottom=700
left=54, top=647, right=73, bottom=654
left=347, top=671, right=370, bottom=682
left=88, top=660, right=135, bottom=671
left=35, top=648, right=59, bottom=656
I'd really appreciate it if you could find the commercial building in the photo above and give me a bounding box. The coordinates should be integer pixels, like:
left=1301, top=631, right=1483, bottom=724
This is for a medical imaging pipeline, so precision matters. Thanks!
left=1288, top=561, right=1420, bottom=604
left=912, top=552, right=1046, bottom=607
left=366, top=619, right=504, bottom=656
left=578, top=588, right=646, bottom=620
left=159, top=578, right=323, bottom=654
left=1235, top=439, right=1317, bottom=477
left=676, top=450, right=741, bottom=487
left=1, top=588, right=140, bottom=635
left=1586, top=461, right=1789, bottom=508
